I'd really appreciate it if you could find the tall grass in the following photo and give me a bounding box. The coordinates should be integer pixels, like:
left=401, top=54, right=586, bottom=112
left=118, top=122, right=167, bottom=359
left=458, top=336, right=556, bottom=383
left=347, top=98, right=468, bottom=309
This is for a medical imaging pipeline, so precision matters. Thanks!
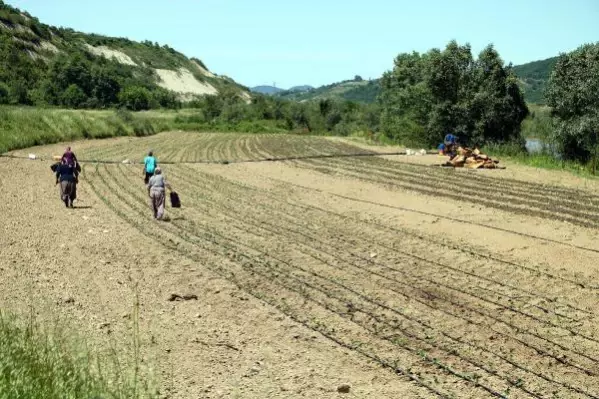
left=485, top=142, right=599, bottom=178
left=0, top=106, right=169, bottom=154
left=0, top=311, right=156, bottom=399
left=0, top=106, right=289, bottom=154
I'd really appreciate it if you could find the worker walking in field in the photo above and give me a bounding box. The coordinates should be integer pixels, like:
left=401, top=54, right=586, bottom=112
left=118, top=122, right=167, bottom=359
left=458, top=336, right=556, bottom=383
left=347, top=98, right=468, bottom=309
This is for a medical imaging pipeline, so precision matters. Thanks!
left=147, top=167, right=171, bottom=220
left=55, top=161, right=78, bottom=208
left=143, top=150, right=157, bottom=184
left=61, top=146, right=78, bottom=168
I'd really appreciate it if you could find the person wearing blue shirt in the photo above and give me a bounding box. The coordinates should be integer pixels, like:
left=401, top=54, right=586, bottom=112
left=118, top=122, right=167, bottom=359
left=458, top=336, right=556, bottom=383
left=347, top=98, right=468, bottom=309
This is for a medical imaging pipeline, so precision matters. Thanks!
left=143, top=151, right=157, bottom=184
left=439, top=134, right=459, bottom=157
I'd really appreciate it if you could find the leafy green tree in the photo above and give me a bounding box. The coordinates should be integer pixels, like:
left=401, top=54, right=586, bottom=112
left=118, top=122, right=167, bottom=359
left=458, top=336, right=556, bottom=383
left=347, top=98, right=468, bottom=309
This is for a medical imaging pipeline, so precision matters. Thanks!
left=290, top=102, right=311, bottom=131
left=91, top=67, right=121, bottom=107
left=379, top=51, right=433, bottom=145
left=467, top=46, right=528, bottom=145
left=61, top=84, right=87, bottom=108
left=546, top=43, right=599, bottom=162
left=202, top=95, right=224, bottom=120
left=379, top=41, right=528, bottom=147
left=0, top=81, right=8, bottom=104
left=118, top=86, right=152, bottom=111
left=319, top=99, right=333, bottom=117
left=8, top=79, right=29, bottom=105
left=326, top=109, right=342, bottom=131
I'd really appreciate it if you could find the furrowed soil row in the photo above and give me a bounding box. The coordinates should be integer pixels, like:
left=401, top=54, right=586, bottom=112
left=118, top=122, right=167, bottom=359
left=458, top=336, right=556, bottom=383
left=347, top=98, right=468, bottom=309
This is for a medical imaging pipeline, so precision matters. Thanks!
left=264, top=170, right=599, bottom=259
left=181, top=166, right=597, bottom=309
left=177, top=169, right=599, bottom=342
left=329, top=156, right=599, bottom=217
left=293, top=158, right=599, bottom=229
left=317, top=156, right=599, bottom=215
left=166, top=167, right=599, bottom=381
left=170, top=167, right=585, bottom=324
left=385, top=157, right=599, bottom=204
left=108, top=166, right=545, bottom=398
left=115, top=165, right=596, bottom=396
left=85, top=164, right=482, bottom=398
left=163, top=167, right=599, bottom=396
left=246, top=134, right=374, bottom=161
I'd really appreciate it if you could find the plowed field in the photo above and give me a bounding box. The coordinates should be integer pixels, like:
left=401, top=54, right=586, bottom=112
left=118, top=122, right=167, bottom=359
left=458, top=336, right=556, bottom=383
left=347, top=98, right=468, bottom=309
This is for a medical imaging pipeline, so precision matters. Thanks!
left=2, top=132, right=599, bottom=398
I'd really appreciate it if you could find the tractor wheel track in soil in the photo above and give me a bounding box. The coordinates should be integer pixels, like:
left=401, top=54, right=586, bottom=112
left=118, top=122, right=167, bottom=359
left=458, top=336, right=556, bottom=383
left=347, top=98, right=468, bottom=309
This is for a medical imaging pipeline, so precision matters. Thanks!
left=171, top=166, right=596, bottom=332
left=333, top=155, right=599, bottom=204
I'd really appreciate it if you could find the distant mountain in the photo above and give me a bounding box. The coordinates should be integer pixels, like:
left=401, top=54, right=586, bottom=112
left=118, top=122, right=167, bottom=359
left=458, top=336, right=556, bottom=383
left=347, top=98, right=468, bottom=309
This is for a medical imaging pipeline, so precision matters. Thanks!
left=512, top=57, right=559, bottom=104
left=276, top=78, right=380, bottom=103
left=289, top=85, right=314, bottom=92
left=250, top=85, right=284, bottom=95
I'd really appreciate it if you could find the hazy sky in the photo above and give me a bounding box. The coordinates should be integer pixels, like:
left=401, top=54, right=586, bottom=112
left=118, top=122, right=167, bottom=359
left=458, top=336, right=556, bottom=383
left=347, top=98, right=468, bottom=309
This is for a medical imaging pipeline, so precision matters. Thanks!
left=7, top=0, right=599, bottom=88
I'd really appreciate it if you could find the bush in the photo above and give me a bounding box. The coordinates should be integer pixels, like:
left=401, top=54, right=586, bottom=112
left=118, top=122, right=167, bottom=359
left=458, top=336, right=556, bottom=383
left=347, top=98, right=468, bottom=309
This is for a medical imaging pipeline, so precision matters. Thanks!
left=61, top=84, right=87, bottom=108
left=119, top=86, right=152, bottom=111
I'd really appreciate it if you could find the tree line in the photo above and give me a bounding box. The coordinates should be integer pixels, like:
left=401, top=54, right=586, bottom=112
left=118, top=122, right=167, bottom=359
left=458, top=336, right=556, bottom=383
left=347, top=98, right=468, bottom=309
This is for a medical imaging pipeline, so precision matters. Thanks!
left=1, top=3, right=597, bottom=165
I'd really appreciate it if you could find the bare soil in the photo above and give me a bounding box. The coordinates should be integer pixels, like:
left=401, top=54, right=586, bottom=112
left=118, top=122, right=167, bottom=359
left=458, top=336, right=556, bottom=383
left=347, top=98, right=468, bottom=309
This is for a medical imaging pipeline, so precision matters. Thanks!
left=2, top=132, right=599, bottom=398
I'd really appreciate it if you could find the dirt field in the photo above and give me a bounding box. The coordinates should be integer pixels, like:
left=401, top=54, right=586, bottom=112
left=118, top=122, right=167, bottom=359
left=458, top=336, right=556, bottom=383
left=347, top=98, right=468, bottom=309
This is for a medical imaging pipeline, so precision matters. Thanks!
left=2, top=131, right=599, bottom=398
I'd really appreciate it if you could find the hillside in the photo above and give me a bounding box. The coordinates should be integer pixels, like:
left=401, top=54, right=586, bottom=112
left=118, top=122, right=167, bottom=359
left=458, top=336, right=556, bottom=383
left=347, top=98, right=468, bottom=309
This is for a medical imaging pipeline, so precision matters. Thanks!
left=250, top=85, right=313, bottom=95
left=0, top=1, right=249, bottom=109
left=250, top=85, right=284, bottom=95
left=289, top=85, right=314, bottom=92
left=272, top=57, right=558, bottom=105
left=276, top=78, right=380, bottom=103
left=512, top=57, right=558, bottom=104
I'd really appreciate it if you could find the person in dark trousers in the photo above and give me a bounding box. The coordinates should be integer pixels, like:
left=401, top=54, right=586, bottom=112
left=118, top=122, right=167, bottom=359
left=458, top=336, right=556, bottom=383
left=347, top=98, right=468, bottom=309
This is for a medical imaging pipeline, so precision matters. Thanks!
left=143, top=150, right=157, bottom=184
left=56, top=162, right=77, bottom=208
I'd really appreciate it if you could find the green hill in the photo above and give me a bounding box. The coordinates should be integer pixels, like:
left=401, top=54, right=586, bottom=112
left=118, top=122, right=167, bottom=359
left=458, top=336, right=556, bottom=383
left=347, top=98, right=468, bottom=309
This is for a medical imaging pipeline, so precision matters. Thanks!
left=0, top=1, right=249, bottom=109
left=251, top=85, right=284, bottom=95
left=274, top=57, right=559, bottom=105
left=512, top=57, right=558, bottom=104
left=276, top=78, right=380, bottom=103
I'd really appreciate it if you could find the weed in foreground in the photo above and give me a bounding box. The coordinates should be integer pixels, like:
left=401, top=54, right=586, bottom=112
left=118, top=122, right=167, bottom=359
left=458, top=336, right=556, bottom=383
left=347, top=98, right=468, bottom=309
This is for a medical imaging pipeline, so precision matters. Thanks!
left=0, top=309, right=156, bottom=399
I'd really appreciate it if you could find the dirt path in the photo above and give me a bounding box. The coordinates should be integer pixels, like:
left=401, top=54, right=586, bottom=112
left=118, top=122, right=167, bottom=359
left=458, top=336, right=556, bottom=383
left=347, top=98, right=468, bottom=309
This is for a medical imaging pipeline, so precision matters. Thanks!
left=2, top=133, right=599, bottom=398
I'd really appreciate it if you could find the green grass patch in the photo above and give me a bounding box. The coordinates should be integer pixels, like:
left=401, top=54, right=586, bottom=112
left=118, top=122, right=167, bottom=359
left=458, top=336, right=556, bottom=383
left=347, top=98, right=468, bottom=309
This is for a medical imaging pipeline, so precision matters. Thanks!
left=0, top=311, right=156, bottom=399
left=0, top=106, right=294, bottom=154
left=485, top=143, right=599, bottom=178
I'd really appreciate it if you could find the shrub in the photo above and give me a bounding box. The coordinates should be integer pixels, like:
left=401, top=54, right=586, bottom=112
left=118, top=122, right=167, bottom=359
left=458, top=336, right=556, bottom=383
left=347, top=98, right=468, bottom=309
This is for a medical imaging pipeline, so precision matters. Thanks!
left=119, top=86, right=152, bottom=111
left=0, top=82, right=8, bottom=104
left=61, top=84, right=87, bottom=108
